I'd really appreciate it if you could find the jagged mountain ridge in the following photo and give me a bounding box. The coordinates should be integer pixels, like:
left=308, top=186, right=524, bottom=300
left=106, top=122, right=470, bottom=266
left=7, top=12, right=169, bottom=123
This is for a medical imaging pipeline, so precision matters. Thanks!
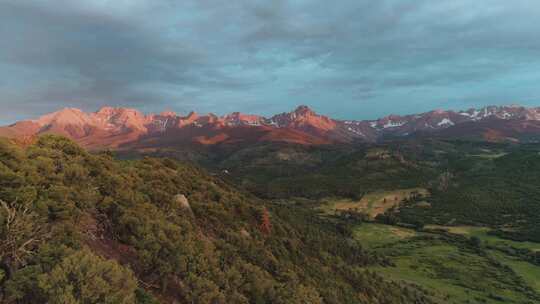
left=2, top=104, right=540, bottom=148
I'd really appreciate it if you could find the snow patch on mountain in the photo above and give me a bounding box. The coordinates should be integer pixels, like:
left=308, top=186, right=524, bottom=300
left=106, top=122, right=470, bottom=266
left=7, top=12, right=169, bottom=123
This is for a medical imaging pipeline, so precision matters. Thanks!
left=383, top=120, right=405, bottom=129
left=437, top=118, right=454, bottom=126
left=347, top=127, right=365, bottom=137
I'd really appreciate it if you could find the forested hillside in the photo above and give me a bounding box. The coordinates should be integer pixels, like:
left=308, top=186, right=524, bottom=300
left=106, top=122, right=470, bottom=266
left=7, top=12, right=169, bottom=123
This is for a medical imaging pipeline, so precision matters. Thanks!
left=171, top=140, right=540, bottom=303
left=0, top=135, right=433, bottom=303
left=398, top=143, right=540, bottom=242
left=119, top=139, right=540, bottom=243
left=134, top=142, right=439, bottom=199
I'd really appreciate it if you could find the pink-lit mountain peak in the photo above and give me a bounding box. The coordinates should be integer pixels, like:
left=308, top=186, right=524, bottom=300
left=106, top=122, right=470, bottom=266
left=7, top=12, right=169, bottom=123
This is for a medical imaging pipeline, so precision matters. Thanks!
left=2, top=104, right=540, bottom=149
left=34, top=107, right=89, bottom=126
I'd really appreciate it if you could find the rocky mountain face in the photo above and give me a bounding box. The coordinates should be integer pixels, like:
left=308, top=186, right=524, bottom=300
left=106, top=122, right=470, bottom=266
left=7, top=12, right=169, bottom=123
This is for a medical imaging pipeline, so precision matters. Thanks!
left=2, top=104, right=540, bottom=149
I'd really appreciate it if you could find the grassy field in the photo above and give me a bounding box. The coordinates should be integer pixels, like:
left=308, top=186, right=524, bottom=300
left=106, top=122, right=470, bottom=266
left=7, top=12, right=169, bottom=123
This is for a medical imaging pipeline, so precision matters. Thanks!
left=353, top=223, right=417, bottom=247
left=425, top=225, right=540, bottom=251
left=354, top=223, right=540, bottom=303
left=491, top=251, right=540, bottom=294
left=321, top=188, right=429, bottom=218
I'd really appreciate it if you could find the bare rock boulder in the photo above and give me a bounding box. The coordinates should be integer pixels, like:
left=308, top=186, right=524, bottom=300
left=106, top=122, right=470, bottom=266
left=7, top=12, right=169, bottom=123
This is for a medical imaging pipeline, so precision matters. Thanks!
left=239, top=228, right=251, bottom=238
left=174, top=194, right=191, bottom=210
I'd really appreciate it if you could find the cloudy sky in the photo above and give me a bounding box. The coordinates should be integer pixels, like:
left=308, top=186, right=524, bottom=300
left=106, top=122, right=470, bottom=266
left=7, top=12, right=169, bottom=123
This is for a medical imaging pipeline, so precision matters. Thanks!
left=1, top=0, right=540, bottom=124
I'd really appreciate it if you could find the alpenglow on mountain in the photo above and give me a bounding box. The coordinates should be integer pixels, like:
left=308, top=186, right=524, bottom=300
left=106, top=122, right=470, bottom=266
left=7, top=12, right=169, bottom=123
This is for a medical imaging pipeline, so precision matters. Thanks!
left=2, top=105, right=540, bottom=149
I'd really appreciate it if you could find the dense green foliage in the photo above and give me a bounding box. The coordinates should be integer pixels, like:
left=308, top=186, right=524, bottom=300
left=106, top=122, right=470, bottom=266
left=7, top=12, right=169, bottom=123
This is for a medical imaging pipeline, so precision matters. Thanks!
left=37, top=249, right=138, bottom=303
left=0, top=136, right=434, bottom=303
left=397, top=142, right=540, bottom=242
left=2, top=135, right=539, bottom=303
left=171, top=140, right=540, bottom=242
left=116, top=139, right=540, bottom=303
left=207, top=143, right=437, bottom=199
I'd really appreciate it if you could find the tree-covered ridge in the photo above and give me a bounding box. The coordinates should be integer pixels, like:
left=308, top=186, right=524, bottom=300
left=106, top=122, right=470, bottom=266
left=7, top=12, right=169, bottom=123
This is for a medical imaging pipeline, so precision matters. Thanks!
left=0, top=135, right=433, bottom=303
left=181, top=140, right=539, bottom=242
left=156, top=142, right=440, bottom=200
left=398, top=143, right=540, bottom=242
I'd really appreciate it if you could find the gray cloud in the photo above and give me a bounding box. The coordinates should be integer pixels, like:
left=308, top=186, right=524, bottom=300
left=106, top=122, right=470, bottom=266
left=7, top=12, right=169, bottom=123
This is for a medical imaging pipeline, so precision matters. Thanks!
left=1, top=0, right=540, bottom=123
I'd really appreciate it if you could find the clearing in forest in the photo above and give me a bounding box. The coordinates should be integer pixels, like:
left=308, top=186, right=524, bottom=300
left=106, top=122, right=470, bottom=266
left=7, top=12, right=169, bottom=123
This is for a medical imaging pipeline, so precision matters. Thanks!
left=353, top=223, right=416, bottom=247
left=325, top=188, right=429, bottom=218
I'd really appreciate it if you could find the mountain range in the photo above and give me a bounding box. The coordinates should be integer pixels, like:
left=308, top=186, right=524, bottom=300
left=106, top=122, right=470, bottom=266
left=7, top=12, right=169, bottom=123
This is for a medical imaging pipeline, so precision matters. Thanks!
left=2, top=104, right=540, bottom=149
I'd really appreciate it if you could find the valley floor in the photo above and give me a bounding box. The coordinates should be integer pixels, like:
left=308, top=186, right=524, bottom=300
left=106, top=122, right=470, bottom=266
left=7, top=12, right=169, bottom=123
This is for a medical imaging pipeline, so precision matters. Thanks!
left=354, top=223, right=540, bottom=304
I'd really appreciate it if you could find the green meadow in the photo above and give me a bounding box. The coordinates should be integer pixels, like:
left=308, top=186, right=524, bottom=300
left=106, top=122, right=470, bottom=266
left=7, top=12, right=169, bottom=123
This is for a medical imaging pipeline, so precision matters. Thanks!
left=354, top=223, right=540, bottom=304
